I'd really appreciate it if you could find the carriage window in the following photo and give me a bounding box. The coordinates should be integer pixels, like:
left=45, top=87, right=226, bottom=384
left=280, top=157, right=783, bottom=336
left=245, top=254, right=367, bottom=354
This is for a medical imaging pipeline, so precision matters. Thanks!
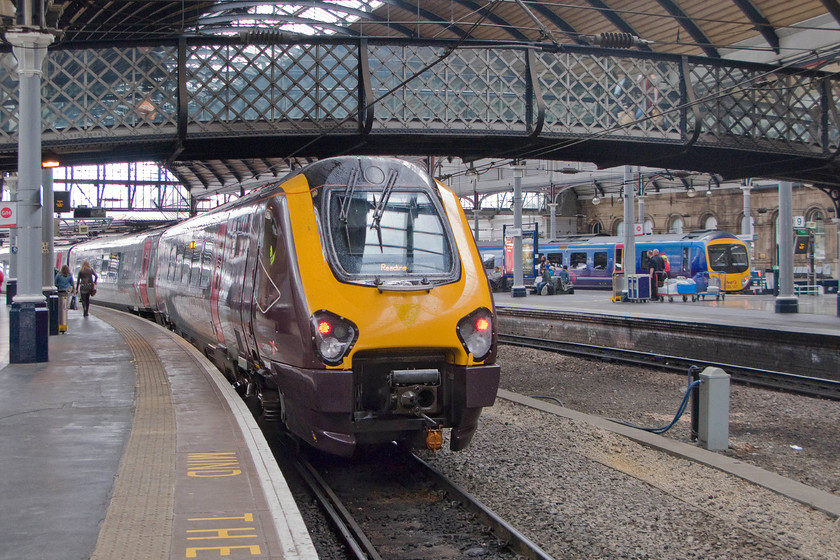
left=190, top=245, right=201, bottom=285
left=570, top=252, right=587, bottom=269
left=199, top=243, right=212, bottom=289
left=593, top=251, right=607, bottom=270
left=547, top=253, right=563, bottom=267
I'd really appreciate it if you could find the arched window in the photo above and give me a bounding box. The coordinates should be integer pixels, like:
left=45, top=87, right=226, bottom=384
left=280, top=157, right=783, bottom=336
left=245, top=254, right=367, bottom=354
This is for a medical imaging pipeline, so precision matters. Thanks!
left=704, top=215, right=718, bottom=230
left=615, top=220, right=624, bottom=236
left=591, top=221, right=602, bottom=234
left=643, top=218, right=653, bottom=234
left=669, top=217, right=684, bottom=234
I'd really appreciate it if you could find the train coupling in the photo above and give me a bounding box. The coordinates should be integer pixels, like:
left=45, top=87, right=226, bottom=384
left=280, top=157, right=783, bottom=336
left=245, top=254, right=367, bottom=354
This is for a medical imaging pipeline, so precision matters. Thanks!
left=424, top=426, right=443, bottom=452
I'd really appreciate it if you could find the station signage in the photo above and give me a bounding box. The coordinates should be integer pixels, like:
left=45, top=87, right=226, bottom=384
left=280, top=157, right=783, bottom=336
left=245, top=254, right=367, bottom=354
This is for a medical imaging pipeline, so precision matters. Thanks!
left=0, top=202, right=16, bottom=228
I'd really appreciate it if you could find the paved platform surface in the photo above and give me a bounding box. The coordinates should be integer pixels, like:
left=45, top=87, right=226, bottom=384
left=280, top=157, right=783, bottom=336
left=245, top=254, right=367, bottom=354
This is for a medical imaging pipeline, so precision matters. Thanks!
left=0, top=304, right=316, bottom=560
left=493, top=290, right=840, bottom=336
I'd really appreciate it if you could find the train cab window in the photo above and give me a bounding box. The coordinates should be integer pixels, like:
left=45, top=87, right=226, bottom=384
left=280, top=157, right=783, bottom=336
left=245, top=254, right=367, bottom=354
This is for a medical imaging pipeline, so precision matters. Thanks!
left=593, top=251, right=608, bottom=270
left=708, top=244, right=749, bottom=273
left=323, top=189, right=457, bottom=285
left=570, top=252, right=587, bottom=269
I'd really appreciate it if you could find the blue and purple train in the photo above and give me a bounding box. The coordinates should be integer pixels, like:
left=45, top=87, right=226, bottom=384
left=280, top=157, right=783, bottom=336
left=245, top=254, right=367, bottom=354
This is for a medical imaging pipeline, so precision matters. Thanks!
left=480, top=230, right=751, bottom=293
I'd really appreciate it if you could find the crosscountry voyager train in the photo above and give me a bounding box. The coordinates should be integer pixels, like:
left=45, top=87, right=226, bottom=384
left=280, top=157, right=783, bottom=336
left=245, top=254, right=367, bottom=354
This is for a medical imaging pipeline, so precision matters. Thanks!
left=481, top=230, right=751, bottom=292
left=63, top=157, right=501, bottom=458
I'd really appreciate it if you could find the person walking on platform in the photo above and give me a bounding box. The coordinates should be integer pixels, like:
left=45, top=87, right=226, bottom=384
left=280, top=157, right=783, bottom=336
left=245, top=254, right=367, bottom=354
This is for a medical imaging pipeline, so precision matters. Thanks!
left=76, top=261, right=98, bottom=317
left=55, top=265, right=74, bottom=333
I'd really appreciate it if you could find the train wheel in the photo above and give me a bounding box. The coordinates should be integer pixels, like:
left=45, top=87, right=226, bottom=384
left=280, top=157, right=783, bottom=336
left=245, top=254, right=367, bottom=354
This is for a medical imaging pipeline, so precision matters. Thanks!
left=682, top=295, right=687, bottom=302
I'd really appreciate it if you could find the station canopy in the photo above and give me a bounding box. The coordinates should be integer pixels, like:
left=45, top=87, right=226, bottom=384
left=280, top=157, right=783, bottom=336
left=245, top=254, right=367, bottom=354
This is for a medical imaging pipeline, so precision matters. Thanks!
left=3, top=1, right=839, bottom=199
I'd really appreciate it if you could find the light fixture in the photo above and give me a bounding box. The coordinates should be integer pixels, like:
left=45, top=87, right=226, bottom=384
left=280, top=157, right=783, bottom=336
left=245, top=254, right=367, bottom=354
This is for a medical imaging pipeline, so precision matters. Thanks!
left=686, top=186, right=696, bottom=198
left=705, top=188, right=712, bottom=197
left=591, top=195, right=601, bottom=206
left=41, top=150, right=59, bottom=168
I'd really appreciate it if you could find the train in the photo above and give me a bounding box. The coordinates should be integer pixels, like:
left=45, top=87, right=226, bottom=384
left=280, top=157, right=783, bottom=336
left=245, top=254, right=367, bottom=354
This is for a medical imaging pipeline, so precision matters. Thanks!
left=480, top=230, right=751, bottom=293
left=59, top=156, right=501, bottom=458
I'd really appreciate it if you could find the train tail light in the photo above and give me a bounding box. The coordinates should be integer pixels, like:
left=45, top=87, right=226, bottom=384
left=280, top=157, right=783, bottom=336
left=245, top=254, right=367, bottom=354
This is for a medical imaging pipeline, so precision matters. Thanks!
left=311, top=310, right=358, bottom=366
left=456, top=307, right=493, bottom=362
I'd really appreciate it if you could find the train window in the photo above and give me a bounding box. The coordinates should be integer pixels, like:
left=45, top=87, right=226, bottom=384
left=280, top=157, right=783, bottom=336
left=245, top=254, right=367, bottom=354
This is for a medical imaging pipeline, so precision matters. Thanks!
left=547, top=253, right=563, bottom=267
left=570, top=252, right=587, bottom=269
left=708, top=244, right=749, bottom=273
left=323, top=188, right=456, bottom=283
left=256, top=207, right=284, bottom=314
left=190, top=244, right=202, bottom=286
left=593, top=251, right=608, bottom=270
left=199, top=243, right=212, bottom=289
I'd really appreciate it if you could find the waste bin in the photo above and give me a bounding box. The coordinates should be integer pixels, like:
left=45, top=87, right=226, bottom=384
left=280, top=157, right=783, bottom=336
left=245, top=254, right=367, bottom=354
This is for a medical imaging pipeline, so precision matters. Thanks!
left=57, top=290, right=69, bottom=333
left=611, top=272, right=625, bottom=302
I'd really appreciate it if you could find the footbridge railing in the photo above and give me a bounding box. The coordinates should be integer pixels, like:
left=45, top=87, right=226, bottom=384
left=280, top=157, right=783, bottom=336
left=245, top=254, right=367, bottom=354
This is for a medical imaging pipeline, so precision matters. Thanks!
left=0, top=37, right=837, bottom=180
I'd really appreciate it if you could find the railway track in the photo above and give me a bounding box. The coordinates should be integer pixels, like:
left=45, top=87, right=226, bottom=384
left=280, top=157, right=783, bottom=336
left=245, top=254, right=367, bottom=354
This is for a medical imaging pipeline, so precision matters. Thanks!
left=498, top=333, right=840, bottom=400
left=291, top=445, right=555, bottom=560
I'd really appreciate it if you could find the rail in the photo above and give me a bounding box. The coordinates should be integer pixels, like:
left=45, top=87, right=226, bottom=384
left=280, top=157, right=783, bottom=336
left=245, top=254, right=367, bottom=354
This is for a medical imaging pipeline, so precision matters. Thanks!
left=498, top=334, right=840, bottom=400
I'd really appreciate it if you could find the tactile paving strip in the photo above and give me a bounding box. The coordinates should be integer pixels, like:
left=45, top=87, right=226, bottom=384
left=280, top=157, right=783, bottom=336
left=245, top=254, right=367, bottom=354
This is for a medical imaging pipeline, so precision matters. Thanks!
left=89, top=311, right=176, bottom=560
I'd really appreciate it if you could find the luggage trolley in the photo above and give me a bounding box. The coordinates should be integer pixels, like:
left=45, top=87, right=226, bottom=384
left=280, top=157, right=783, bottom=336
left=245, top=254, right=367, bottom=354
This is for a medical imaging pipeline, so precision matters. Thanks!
left=696, top=272, right=726, bottom=301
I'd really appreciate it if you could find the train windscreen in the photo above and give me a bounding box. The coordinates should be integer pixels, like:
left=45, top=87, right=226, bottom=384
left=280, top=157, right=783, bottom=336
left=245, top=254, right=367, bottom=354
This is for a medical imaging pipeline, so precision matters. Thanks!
left=324, top=189, right=457, bottom=284
left=707, top=243, right=749, bottom=273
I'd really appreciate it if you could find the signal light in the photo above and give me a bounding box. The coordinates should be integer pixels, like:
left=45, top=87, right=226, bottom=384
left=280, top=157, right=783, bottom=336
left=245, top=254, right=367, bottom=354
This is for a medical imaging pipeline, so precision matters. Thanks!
left=311, top=311, right=358, bottom=366
left=457, top=307, right=494, bottom=362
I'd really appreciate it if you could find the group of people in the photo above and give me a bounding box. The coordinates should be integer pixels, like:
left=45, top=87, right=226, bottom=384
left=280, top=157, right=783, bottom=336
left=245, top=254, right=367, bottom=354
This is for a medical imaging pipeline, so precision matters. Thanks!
left=647, top=249, right=670, bottom=301
left=54, top=261, right=98, bottom=318
left=535, top=256, right=572, bottom=295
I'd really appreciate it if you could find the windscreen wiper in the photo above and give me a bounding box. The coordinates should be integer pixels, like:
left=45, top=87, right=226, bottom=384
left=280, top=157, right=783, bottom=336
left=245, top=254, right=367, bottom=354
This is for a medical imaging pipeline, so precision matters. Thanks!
left=338, top=167, right=360, bottom=223
left=369, top=169, right=398, bottom=252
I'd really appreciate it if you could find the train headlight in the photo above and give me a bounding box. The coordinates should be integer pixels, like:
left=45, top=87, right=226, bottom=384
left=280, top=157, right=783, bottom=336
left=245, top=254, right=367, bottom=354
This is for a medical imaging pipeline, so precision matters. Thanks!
left=457, top=307, right=494, bottom=362
left=311, top=310, right=358, bottom=366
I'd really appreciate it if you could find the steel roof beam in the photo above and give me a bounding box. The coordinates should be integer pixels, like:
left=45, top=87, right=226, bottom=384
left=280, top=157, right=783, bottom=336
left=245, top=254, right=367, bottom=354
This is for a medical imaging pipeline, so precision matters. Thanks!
left=378, top=0, right=470, bottom=39
left=451, top=0, right=530, bottom=42
left=528, top=2, right=589, bottom=46
left=730, top=0, right=779, bottom=54
left=653, top=0, right=720, bottom=58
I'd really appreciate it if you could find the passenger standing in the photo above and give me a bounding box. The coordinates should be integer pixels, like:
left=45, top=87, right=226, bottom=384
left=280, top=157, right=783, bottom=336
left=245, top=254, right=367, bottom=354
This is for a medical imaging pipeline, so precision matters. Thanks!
left=650, top=249, right=665, bottom=301
left=55, top=265, right=74, bottom=333
left=76, top=261, right=98, bottom=318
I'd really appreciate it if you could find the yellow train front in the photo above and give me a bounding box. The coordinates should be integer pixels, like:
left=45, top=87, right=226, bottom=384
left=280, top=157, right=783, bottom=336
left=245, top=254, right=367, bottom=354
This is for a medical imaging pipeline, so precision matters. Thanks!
left=227, top=157, right=499, bottom=457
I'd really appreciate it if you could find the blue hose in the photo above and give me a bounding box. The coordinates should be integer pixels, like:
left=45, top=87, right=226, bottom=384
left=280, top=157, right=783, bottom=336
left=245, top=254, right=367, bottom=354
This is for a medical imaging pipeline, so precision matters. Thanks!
left=610, top=366, right=702, bottom=434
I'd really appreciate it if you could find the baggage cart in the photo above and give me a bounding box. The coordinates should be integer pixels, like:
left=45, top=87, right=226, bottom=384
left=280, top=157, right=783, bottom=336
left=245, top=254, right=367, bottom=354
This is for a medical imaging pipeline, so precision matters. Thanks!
left=661, top=277, right=698, bottom=302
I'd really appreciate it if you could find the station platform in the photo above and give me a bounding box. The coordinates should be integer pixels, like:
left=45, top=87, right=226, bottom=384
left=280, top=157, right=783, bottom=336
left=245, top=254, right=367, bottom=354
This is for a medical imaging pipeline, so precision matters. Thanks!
left=493, top=289, right=840, bottom=337
left=0, top=304, right=317, bottom=560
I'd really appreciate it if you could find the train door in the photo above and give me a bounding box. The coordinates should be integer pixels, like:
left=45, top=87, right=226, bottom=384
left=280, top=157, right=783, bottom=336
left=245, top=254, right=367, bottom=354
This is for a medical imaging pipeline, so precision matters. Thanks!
left=238, top=212, right=261, bottom=365
left=209, top=223, right=227, bottom=346
left=591, top=248, right=611, bottom=287
left=137, top=237, right=153, bottom=308
left=569, top=250, right=589, bottom=286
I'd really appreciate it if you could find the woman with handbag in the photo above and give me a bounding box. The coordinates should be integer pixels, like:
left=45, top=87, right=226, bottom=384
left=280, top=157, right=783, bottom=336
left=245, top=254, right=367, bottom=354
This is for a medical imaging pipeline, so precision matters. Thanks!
left=76, top=261, right=98, bottom=317
left=54, top=265, right=74, bottom=332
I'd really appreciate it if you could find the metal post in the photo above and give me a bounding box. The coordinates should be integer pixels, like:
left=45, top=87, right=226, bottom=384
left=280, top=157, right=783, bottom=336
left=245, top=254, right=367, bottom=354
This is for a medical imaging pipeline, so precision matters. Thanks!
left=622, top=165, right=636, bottom=297
left=698, top=367, right=730, bottom=451
left=547, top=203, right=557, bottom=241
left=511, top=161, right=526, bottom=298
left=775, top=181, right=798, bottom=313
left=6, top=174, right=17, bottom=305
left=472, top=179, right=479, bottom=242
left=42, top=166, right=55, bottom=291
left=6, top=29, right=54, bottom=363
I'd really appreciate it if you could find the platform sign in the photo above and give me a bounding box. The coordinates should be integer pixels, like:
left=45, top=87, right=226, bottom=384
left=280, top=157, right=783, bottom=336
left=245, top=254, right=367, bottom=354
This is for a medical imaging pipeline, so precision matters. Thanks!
left=0, top=202, right=16, bottom=228
left=793, top=215, right=805, bottom=228
left=634, top=223, right=643, bottom=236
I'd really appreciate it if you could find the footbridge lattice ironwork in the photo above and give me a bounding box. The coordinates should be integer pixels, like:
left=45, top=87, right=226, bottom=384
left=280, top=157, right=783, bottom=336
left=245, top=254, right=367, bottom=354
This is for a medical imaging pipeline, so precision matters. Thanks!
left=1, top=37, right=838, bottom=186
